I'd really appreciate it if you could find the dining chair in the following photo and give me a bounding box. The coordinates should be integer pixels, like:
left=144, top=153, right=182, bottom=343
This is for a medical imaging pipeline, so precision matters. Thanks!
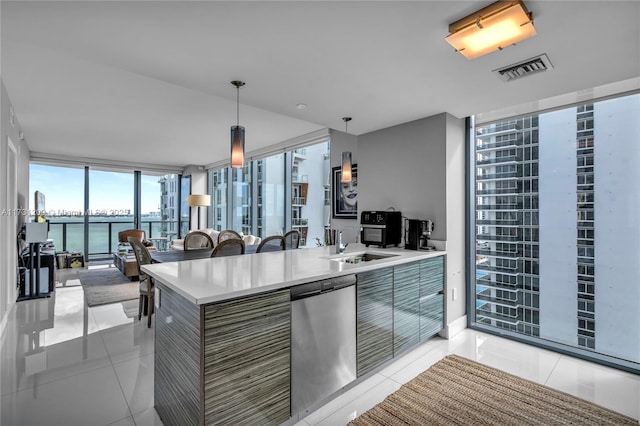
left=184, top=230, right=214, bottom=250
left=256, top=235, right=286, bottom=253
left=128, top=237, right=155, bottom=327
left=211, top=238, right=245, bottom=257
left=218, top=229, right=242, bottom=244
left=284, top=230, right=301, bottom=250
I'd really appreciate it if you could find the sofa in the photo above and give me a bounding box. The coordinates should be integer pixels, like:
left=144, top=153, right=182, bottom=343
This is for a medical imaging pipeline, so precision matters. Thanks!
left=170, top=229, right=261, bottom=250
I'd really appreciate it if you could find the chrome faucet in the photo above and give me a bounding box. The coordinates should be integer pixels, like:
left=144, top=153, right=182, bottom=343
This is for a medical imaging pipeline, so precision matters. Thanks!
left=336, top=231, right=347, bottom=254
left=336, top=226, right=360, bottom=254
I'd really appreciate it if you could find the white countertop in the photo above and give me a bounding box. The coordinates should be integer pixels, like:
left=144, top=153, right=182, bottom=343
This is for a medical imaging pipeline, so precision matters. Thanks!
left=141, top=243, right=445, bottom=305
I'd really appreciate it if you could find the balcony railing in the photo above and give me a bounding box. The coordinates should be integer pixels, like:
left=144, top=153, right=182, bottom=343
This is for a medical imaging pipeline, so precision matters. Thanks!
left=476, top=204, right=523, bottom=210
left=476, top=188, right=520, bottom=195
left=476, top=155, right=522, bottom=166
left=476, top=219, right=520, bottom=226
left=292, top=218, right=309, bottom=226
left=47, top=218, right=180, bottom=259
left=476, top=172, right=520, bottom=180
left=476, top=234, right=519, bottom=242
left=292, top=197, right=307, bottom=205
left=476, top=249, right=520, bottom=258
left=476, top=139, right=522, bottom=151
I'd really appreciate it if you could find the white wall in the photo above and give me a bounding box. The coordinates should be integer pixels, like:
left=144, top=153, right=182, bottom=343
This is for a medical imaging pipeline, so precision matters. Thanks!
left=355, top=113, right=467, bottom=327
left=538, top=109, right=579, bottom=345
left=445, top=114, right=466, bottom=322
left=1, top=78, right=31, bottom=337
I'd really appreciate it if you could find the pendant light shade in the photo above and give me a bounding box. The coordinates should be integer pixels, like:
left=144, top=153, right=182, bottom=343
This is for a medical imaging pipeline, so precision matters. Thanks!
left=230, top=80, right=246, bottom=169
left=341, top=151, right=353, bottom=183
left=230, top=125, right=245, bottom=168
left=341, top=117, right=353, bottom=183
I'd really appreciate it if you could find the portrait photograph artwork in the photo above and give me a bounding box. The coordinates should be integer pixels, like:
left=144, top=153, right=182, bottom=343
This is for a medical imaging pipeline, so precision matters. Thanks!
left=332, top=165, right=357, bottom=219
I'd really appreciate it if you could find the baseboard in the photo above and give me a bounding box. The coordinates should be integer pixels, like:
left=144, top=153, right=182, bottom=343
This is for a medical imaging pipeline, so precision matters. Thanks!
left=439, top=315, right=467, bottom=339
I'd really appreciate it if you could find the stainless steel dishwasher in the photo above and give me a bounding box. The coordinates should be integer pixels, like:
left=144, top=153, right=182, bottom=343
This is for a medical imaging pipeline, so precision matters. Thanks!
left=291, top=274, right=357, bottom=415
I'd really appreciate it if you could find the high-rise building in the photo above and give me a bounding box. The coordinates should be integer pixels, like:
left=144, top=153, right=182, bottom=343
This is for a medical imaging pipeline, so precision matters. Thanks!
left=475, top=94, right=640, bottom=364
left=475, top=117, right=540, bottom=337
left=158, top=174, right=181, bottom=237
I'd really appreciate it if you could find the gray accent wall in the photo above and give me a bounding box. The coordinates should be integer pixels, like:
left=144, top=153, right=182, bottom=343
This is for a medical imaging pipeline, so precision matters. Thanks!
left=357, top=114, right=447, bottom=237
left=354, top=112, right=466, bottom=329
left=329, top=129, right=359, bottom=241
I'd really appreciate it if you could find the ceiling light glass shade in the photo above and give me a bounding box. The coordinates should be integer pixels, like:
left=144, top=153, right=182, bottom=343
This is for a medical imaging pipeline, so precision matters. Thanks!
left=230, top=125, right=245, bottom=168
left=446, top=0, right=536, bottom=60
left=188, top=194, right=211, bottom=207
left=341, top=151, right=352, bottom=183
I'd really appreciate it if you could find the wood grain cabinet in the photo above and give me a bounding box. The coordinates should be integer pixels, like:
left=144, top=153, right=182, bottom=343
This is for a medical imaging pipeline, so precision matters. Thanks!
left=392, top=262, right=421, bottom=355
left=154, top=284, right=291, bottom=426
left=356, top=255, right=445, bottom=378
left=419, top=256, right=445, bottom=340
left=356, top=267, right=394, bottom=377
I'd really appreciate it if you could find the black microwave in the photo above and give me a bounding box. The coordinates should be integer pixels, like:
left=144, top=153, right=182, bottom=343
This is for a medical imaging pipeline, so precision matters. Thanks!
left=360, top=211, right=402, bottom=248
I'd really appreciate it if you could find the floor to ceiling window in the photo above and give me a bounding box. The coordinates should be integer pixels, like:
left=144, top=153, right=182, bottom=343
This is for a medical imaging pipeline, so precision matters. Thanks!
left=471, top=92, right=640, bottom=372
left=232, top=163, right=253, bottom=235
left=142, top=172, right=180, bottom=247
left=290, top=143, right=330, bottom=247
left=180, top=175, right=190, bottom=236
left=88, top=169, right=134, bottom=258
left=257, top=153, right=285, bottom=237
left=210, top=169, right=228, bottom=231
left=30, top=164, right=185, bottom=258
left=208, top=139, right=330, bottom=245
left=29, top=164, right=85, bottom=253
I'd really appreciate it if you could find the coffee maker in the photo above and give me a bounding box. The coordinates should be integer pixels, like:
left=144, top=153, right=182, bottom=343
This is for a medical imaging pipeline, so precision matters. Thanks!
left=405, top=219, right=435, bottom=251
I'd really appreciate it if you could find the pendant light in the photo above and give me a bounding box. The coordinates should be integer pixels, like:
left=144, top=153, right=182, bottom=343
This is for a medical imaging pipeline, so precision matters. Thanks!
left=341, top=117, right=353, bottom=183
left=230, top=80, right=246, bottom=168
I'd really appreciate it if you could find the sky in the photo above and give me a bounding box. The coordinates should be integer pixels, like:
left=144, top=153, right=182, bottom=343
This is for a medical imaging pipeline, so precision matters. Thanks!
left=29, top=164, right=164, bottom=215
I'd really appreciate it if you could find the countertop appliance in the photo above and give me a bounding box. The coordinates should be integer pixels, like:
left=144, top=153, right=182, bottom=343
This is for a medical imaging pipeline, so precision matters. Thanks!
left=360, top=210, right=402, bottom=248
left=291, top=274, right=357, bottom=415
left=405, top=219, right=435, bottom=251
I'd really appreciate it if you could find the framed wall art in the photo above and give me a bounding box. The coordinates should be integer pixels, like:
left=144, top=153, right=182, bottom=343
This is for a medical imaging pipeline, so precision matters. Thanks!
left=332, top=164, right=357, bottom=219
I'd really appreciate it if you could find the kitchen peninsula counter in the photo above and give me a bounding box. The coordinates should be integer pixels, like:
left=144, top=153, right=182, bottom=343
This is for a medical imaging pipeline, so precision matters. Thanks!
left=141, top=243, right=444, bottom=305
left=142, top=244, right=446, bottom=426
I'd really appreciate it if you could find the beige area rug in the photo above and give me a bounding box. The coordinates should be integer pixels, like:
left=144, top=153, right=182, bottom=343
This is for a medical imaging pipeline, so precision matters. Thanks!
left=349, top=354, right=637, bottom=426
left=77, top=268, right=139, bottom=307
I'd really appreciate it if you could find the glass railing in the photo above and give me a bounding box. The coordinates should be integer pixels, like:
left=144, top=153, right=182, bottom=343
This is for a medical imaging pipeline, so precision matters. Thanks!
left=47, top=218, right=180, bottom=259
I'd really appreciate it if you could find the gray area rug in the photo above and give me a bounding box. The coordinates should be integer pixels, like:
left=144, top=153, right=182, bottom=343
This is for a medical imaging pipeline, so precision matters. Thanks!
left=77, top=267, right=139, bottom=307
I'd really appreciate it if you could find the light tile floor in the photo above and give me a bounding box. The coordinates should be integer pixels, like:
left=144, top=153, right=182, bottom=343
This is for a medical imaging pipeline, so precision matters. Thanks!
left=1, top=265, right=638, bottom=426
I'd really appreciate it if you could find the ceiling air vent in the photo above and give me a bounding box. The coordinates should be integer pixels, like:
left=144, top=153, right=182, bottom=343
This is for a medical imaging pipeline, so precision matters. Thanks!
left=493, top=54, right=553, bottom=82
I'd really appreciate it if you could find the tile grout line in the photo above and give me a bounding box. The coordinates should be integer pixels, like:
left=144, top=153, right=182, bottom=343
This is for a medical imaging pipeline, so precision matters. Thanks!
left=304, top=375, right=387, bottom=426
left=543, top=354, right=562, bottom=386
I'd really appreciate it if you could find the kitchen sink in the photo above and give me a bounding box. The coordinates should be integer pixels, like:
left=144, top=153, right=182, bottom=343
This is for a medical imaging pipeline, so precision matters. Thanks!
left=330, top=252, right=398, bottom=264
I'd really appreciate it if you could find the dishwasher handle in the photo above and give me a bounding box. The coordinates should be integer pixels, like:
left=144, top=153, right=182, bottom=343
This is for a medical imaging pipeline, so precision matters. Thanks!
left=291, top=274, right=356, bottom=301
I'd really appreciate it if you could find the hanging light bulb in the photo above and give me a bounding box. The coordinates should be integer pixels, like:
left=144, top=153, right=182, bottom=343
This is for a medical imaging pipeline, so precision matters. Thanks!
left=230, top=80, right=245, bottom=168
left=341, top=117, right=353, bottom=183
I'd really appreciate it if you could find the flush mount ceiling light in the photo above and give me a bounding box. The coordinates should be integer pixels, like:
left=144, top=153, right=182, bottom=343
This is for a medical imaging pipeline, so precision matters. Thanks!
left=230, top=80, right=245, bottom=169
left=341, top=117, right=353, bottom=183
left=445, top=0, right=536, bottom=60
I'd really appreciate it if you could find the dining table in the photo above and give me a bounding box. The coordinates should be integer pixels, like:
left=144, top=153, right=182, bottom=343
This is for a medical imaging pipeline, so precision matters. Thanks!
left=150, top=245, right=259, bottom=263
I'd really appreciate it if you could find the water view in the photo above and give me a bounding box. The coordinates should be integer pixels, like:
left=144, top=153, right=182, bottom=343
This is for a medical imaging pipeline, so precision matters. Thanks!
left=48, top=215, right=179, bottom=258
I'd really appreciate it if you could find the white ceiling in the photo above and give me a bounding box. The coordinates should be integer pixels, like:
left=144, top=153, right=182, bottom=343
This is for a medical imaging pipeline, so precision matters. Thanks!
left=2, top=1, right=639, bottom=169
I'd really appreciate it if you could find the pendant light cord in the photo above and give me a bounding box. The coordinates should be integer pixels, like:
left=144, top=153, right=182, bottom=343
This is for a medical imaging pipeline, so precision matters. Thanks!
left=342, top=116, right=352, bottom=134
left=236, top=85, right=240, bottom=127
